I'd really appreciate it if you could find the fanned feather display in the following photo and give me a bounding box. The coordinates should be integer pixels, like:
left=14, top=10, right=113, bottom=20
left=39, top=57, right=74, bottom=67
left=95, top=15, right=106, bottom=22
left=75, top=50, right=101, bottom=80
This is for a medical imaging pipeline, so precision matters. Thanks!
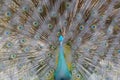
left=0, top=0, right=120, bottom=80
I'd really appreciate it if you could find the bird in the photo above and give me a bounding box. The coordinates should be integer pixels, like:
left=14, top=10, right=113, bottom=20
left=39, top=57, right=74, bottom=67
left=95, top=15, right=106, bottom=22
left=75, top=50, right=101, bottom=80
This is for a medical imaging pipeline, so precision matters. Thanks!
left=0, top=0, right=120, bottom=80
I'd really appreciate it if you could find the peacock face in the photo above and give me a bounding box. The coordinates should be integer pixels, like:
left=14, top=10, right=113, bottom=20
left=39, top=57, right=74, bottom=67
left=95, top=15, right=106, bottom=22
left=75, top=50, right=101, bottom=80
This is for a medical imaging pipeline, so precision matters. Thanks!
left=0, top=0, right=120, bottom=80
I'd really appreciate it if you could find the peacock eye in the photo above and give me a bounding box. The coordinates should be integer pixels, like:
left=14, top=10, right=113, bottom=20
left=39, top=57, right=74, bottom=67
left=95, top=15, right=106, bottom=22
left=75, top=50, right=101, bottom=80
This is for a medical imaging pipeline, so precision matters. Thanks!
left=72, top=70, right=77, bottom=75
left=10, top=54, right=17, bottom=59
left=4, top=30, right=11, bottom=35
left=91, top=25, right=96, bottom=29
left=6, top=42, right=13, bottom=48
left=76, top=14, right=82, bottom=20
left=5, top=11, right=12, bottom=17
left=23, top=46, right=30, bottom=52
left=45, top=72, right=50, bottom=78
left=34, top=34, right=40, bottom=40
left=17, top=63, right=24, bottom=70
left=84, top=63, right=88, bottom=67
left=17, top=25, right=24, bottom=30
left=22, top=6, right=29, bottom=12
left=65, top=2, right=70, bottom=8
left=49, top=69, right=54, bottom=73
left=79, top=25, right=84, bottom=30
left=47, top=53, right=51, bottom=57
left=63, top=20, right=67, bottom=26
left=33, top=21, right=39, bottom=27
left=40, top=60, right=45, bottom=65
left=39, top=45, right=43, bottom=49
left=50, top=45, right=56, bottom=50
left=76, top=74, right=81, bottom=78
left=77, top=37, right=82, bottom=41
left=20, top=38, right=26, bottom=43
left=38, top=7, right=43, bottom=13
left=101, top=41, right=108, bottom=47
left=48, top=24, right=53, bottom=29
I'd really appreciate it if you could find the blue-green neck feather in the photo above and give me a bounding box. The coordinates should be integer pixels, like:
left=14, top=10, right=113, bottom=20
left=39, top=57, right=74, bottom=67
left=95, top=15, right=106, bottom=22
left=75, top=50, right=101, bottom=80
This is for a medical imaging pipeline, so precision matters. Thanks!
left=54, top=35, right=72, bottom=80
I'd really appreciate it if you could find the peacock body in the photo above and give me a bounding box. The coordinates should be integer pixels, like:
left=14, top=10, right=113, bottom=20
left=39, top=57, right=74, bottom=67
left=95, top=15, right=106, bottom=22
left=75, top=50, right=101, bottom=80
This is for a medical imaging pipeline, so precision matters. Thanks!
left=0, top=0, right=120, bottom=80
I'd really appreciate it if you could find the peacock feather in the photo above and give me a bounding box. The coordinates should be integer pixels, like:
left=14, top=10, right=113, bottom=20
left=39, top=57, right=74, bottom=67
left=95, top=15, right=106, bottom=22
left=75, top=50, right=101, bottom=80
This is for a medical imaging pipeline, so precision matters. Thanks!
left=0, top=0, right=120, bottom=80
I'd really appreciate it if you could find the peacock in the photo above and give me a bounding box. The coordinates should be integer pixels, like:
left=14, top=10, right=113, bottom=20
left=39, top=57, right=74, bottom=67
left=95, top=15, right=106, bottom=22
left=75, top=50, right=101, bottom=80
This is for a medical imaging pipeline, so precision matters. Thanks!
left=0, top=0, right=120, bottom=80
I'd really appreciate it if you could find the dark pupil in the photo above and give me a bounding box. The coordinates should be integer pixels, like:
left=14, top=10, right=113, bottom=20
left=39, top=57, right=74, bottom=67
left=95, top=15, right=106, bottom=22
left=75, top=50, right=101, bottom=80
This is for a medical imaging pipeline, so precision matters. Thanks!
left=6, top=32, right=9, bottom=34
left=40, top=9, right=42, bottom=11
left=19, top=27, right=22, bottom=29
left=7, top=13, right=10, bottom=15
left=8, top=44, right=11, bottom=46
left=49, top=25, right=51, bottom=27
left=64, top=22, right=67, bottom=24
left=22, top=40, right=24, bottom=42
left=25, top=7, right=27, bottom=10
left=67, top=4, right=69, bottom=7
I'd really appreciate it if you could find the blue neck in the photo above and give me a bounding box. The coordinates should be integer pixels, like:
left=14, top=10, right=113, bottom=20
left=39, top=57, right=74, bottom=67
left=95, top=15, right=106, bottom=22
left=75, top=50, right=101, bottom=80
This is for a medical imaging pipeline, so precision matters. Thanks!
left=54, top=36, right=71, bottom=80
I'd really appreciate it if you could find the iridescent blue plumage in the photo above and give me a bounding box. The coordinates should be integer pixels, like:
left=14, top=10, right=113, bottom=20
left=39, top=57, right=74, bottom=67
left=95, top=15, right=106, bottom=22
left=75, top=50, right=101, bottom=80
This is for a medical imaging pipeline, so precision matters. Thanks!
left=54, top=35, right=72, bottom=80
